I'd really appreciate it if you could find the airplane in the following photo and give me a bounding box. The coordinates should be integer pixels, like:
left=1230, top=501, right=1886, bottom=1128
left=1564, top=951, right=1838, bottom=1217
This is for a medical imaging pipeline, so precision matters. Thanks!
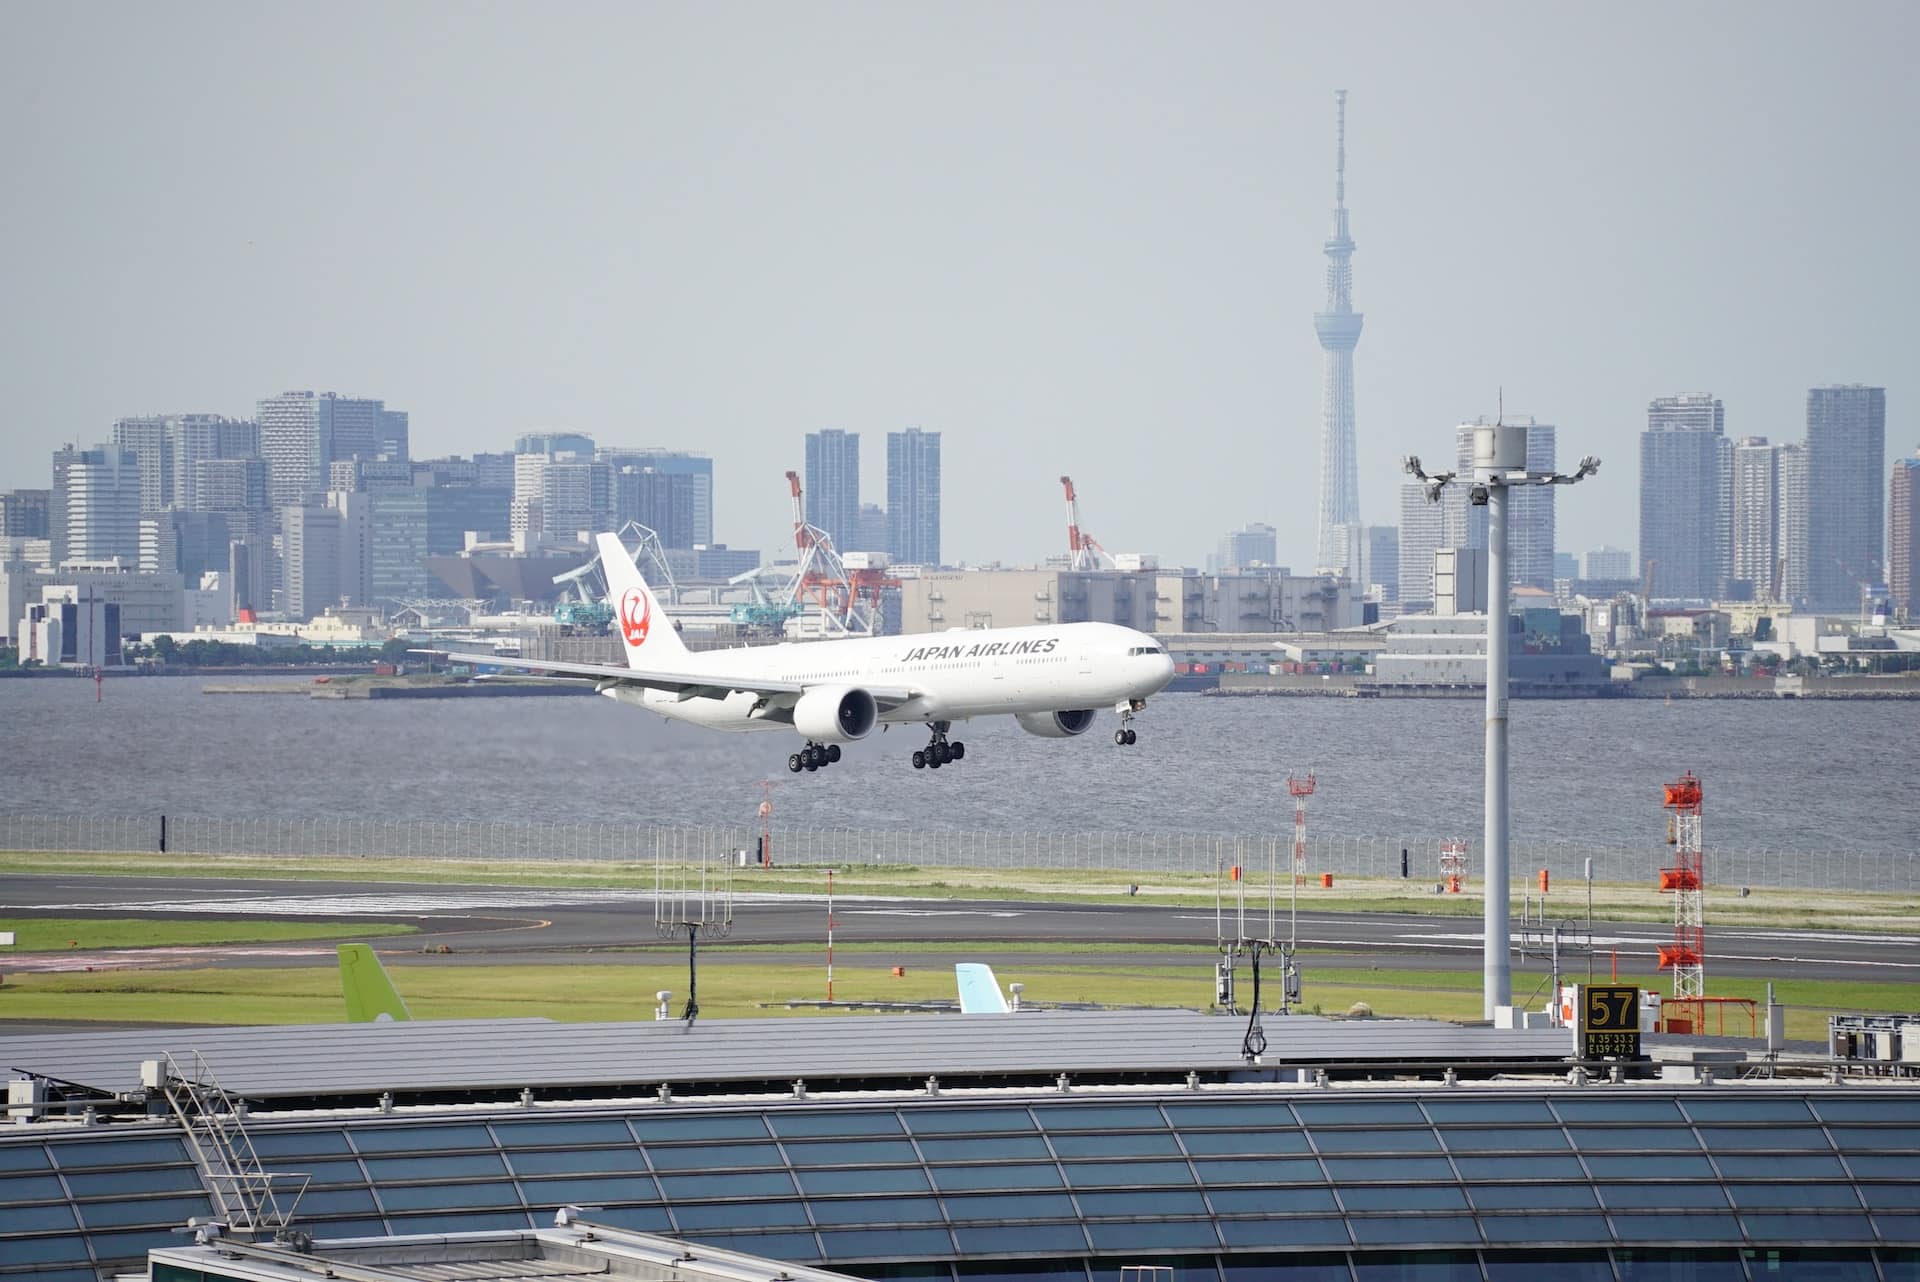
left=954, top=962, right=1013, bottom=1014
left=338, top=944, right=411, bottom=1023
left=426, top=533, right=1175, bottom=775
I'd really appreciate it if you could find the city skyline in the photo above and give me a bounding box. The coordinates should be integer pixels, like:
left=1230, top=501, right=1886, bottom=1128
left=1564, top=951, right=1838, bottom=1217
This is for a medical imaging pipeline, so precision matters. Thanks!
left=2, top=5, right=1912, bottom=569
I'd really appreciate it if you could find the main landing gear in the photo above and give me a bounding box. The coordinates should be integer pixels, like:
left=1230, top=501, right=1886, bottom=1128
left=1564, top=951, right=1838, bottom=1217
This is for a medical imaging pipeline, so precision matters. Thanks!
left=1114, top=699, right=1144, bottom=747
left=787, top=742, right=842, bottom=773
left=911, top=721, right=966, bottom=770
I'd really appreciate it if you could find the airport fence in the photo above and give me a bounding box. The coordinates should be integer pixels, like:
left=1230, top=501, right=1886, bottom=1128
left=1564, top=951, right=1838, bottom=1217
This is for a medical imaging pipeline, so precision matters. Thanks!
left=0, top=812, right=1913, bottom=894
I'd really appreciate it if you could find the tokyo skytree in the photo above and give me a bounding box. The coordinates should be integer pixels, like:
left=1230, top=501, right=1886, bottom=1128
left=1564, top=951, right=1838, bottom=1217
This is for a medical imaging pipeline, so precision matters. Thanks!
left=1313, top=90, right=1363, bottom=576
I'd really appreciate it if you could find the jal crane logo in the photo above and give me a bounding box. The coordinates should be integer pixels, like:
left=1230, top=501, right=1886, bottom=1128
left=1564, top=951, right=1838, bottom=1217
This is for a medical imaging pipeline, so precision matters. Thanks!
left=619, top=587, right=651, bottom=648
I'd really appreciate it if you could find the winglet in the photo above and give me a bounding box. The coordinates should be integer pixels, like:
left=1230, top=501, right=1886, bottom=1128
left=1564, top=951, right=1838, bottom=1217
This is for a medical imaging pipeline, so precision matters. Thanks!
left=955, top=963, right=1012, bottom=1014
left=339, top=944, right=411, bottom=1023
left=597, top=533, right=690, bottom=667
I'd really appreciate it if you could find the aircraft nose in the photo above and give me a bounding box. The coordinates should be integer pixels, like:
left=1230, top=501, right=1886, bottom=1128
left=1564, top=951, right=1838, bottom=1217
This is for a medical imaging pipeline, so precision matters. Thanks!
left=1157, top=652, right=1175, bottom=684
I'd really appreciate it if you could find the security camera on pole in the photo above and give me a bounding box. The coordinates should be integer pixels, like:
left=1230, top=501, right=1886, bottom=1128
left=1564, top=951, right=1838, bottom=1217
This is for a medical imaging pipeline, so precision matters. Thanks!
left=1406, top=412, right=1598, bottom=1019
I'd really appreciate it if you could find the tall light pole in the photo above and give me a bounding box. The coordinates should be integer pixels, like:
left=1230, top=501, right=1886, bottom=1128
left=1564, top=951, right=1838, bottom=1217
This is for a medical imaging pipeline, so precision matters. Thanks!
left=1407, top=423, right=1598, bottom=1019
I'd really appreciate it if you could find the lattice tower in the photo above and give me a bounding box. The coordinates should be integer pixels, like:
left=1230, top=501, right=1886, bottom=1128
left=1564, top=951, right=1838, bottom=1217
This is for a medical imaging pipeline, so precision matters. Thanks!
left=1287, top=770, right=1316, bottom=884
left=1658, top=772, right=1705, bottom=998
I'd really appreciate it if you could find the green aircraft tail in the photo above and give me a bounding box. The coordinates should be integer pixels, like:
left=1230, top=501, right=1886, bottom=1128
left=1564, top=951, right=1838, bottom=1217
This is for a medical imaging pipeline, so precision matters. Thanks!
left=338, top=944, right=412, bottom=1023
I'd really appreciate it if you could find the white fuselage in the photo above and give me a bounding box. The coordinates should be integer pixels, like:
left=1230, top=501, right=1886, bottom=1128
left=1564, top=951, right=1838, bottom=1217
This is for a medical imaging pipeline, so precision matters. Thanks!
left=604, top=621, right=1174, bottom=734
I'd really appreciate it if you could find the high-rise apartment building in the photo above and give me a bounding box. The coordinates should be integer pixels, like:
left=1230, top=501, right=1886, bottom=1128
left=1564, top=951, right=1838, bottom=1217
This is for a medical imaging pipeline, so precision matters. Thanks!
left=1777, top=443, right=1809, bottom=606
left=1397, top=483, right=1443, bottom=609
left=1805, top=385, right=1886, bottom=611
left=1730, top=436, right=1781, bottom=599
left=257, top=392, right=404, bottom=508
left=281, top=504, right=343, bottom=620
left=1313, top=91, right=1364, bottom=576
left=378, top=410, right=409, bottom=460
left=853, top=504, right=889, bottom=557
left=1585, top=546, right=1633, bottom=580
left=111, top=417, right=173, bottom=514
left=1218, top=523, right=1279, bottom=571
left=614, top=467, right=697, bottom=550
left=805, top=430, right=860, bottom=552
left=599, top=450, right=714, bottom=545
left=367, top=487, right=511, bottom=604
left=1891, top=451, right=1919, bottom=619
left=1444, top=419, right=1557, bottom=590
left=0, top=490, right=51, bottom=539
left=169, top=416, right=258, bottom=509
left=51, top=445, right=141, bottom=565
left=886, top=428, right=940, bottom=565
left=1639, top=394, right=1730, bottom=601
left=1361, top=525, right=1400, bottom=602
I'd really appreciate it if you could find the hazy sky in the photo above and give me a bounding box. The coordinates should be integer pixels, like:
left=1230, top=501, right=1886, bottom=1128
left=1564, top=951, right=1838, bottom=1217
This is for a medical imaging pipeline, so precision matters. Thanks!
left=3, top=2, right=1914, bottom=568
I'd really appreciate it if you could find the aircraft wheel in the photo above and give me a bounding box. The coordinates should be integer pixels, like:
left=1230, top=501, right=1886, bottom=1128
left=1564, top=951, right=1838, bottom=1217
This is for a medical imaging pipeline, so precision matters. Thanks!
left=951, top=741, right=965, bottom=761
left=927, top=753, right=942, bottom=769
left=1114, top=729, right=1128, bottom=746
left=804, top=759, right=818, bottom=772
left=912, top=750, right=926, bottom=769
left=1124, top=729, right=1137, bottom=745
left=788, top=754, right=803, bottom=773
left=827, top=744, right=842, bottom=763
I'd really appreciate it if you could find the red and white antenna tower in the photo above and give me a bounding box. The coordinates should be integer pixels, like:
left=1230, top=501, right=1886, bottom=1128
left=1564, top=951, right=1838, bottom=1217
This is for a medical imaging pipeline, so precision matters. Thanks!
left=1657, top=771, right=1705, bottom=998
left=1287, top=770, right=1316, bottom=884
left=1059, top=476, right=1116, bottom=571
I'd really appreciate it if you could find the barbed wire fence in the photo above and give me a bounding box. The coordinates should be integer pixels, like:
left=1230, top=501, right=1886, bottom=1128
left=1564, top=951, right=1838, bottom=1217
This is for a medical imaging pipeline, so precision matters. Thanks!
left=0, top=813, right=1910, bottom=894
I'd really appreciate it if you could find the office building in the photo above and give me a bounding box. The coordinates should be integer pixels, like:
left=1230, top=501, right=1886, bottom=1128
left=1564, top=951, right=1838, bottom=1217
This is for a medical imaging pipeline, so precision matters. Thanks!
left=805, top=429, right=860, bottom=552
left=169, top=415, right=258, bottom=508
left=367, top=485, right=511, bottom=604
left=1893, top=450, right=1920, bottom=618
left=1397, top=482, right=1443, bottom=609
left=1218, top=522, right=1279, bottom=571
left=0, top=489, right=50, bottom=539
left=1553, top=552, right=1579, bottom=581
left=50, top=444, right=141, bottom=565
left=886, top=427, right=941, bottom=565
left=1806, top=385, right=1886, bottom=611
left=281, top=504, right=345, bottom=620
left=257, top=391, right=404, bottom=508
left=378, top=408, right=409, bottom=458
left=139, top=510, right=236, bottom=582
left=614, top=466, right=698, bottom=550
left=854, top=502, right=889, bottom=557
left=111, top=416, right=173, bottom=513
left=1639, top=394, right=1730, bottom=601
left=1730, top=436, right=1782, bottom=599
left=1585, top=545, right=1632, bottom=581
left=600, top=450, right=715, bottom=545
left=1777, top=442, right=1810, bottom=606
left=329, top=458, right=416, bottom=493
left=1444, top=418, right=1557, bottom=591
left=514, top=430, right=596, bottom=457
left=1360, top=524, right=1399, bottom=602
left=17, top=587, right=122, bottom=667
left=1313, top=91, right=1364, bottom=575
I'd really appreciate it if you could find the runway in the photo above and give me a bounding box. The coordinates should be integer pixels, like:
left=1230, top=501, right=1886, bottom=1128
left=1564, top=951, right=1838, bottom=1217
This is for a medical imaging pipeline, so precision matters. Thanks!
left=1, top=871, right=1912, bottom=983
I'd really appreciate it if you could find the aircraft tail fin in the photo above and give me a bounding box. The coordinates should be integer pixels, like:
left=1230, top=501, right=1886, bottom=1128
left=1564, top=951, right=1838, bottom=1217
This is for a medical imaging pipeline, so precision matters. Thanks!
left=597, top=532, right=690, bottom=668
left=955, top=963, right=1012, bottom=1014
left=339, top=944, right=411, bottom=1023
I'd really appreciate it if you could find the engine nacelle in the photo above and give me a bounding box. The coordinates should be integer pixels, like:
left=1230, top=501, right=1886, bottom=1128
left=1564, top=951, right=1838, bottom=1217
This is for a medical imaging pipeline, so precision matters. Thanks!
left=792, top=685, right=879, bottom=742
left=1014, top=709, right=1097, bottom=739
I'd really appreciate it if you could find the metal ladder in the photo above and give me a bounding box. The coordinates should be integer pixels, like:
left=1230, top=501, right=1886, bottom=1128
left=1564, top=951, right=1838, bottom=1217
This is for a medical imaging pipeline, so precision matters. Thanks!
left=158, top=1052, right=306, bottom=1234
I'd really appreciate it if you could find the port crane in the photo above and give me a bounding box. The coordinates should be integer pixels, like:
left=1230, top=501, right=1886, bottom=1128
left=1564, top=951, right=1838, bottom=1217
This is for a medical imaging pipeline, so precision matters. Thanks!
left=1060, top=476, right=1117, bottom=571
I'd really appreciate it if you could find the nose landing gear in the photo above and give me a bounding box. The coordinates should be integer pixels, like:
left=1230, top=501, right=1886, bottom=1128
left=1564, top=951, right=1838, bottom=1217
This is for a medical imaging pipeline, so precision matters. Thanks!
left=787, top=742, right=843, bottom=773
left=911, top=722, right=966, bottom=770
left=1114, top=699, right=1144, bottom=746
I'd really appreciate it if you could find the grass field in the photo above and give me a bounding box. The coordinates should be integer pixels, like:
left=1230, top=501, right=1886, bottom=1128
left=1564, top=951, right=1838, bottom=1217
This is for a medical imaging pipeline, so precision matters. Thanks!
left=4, top=850, right=1913, bottom=934
left=0, top=946, right=1902, bottom=1042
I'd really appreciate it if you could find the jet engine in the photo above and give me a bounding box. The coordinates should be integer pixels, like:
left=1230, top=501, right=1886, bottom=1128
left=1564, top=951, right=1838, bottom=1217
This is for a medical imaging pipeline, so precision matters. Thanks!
left=792, top=686, right=879, bottom=742
left=1014, top=709, right=1097, bottom=739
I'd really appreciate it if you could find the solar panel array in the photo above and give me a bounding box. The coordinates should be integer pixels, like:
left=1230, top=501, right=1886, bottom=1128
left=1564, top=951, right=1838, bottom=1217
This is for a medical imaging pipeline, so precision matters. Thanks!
left=3, top=1090, right=1917, bottom=1282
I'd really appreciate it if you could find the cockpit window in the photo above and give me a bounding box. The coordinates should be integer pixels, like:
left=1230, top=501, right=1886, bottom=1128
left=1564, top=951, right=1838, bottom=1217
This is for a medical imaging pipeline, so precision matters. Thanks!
left=1128, top=646, right=1166, bottom=656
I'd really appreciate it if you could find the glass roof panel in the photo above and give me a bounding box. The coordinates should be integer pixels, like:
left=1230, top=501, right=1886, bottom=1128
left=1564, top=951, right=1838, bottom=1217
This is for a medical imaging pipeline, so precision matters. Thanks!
left=1849, top=1155, right=1920, bottom=1179
left=1452, top=1154, right=1587, bottom=1181
left=348, top=1125, right=496, bottom=1153
left=75, top=1195, right=214, bottom=1229
left=1859, top=1186, right=1920, bottom=1210
left=1714, top=1153, right=1847, bottom=1180
left=1075, top=1190, right=1209, bottom=1218
left=797, top=1167, right=933, bottom=1195
left=1189, top=1158, right=1324, bottom=1185
left=918, top=1136, right=1052, bottom=1162
left=1682, top=1098, right=1815, bottom=1123
left=950, top=1223, right=1090, bottom=1256
left=1726, top=1183, right=1861, bottom=1209
left=1421, top=1099, right=1556, bottom=1124
left=1437, top=1127, right=1569, bottom=1151
left=905, top=1109, right=1036, bottom=1135
left=680, top=1231, right=821, bottom=1262
left=247, top=1131, right=354, bottom=1158
left=781, top=1139, right=922, bottom=1166
left=1293, top=1100, right=1429, bottom=1126
left=0, top=1235, right=91, bottom=1265
left=1207, top=1186, right=1339, bottom=1215
left=1873, top=1217, right=1920, bottom=1246
left=941, top=1192, right=1078, bottom=1223
left=1348, top=1216, right=1481, bottom=1246
left=1341, top=1185, right=1468, bottom=1211
left=928, top=1163, right=1063, bottom=1192
left=645, top=1142, right=784, bottom=1170
left=377, top=1180, right=521, bottom=1211
left=816, top=1227, right=955, bottom=1259
left=361, top=1152, right=507, bottom=1181
left=515, top=1174, right=657, bottom=1204
left=631, top=1115, right=770, bottom=1142
left=287, top=1187, right=377, bottom=1216
left=49, top=1137, right=190, bottom=1168
left=1480, top=1217, right=1613, bottom=1246
left=1084, top=1219, right=1220, bottom=1251
left=674, top=1200, right=813, bottom=1230
left=491, top=1120, right=635, bottom=1148
left=0, top=1202, right=79, bottom=1231
left=584, top=1205, right=674, bottom=1233
left=1599, top=1183, right=1729, bottom=1210
left=1740, top=1213, right=1875, bottom=1242
left=1585, top=1154, right=1717, bottom=1179
left=656, top=1171, right=798, bottom=1200
left=1610, top=1212, right=1744, bottom=1242
left=1695, top=1127, right=1832, bottom=1151
left=64, top=1167, right=204, bottom=1196
left=1310, top=1129, right=1442, bottom=1153
left=1162, top=1101, right=1298, bottom=1129
left=1060, top=1160, right=1194, bottom=1188
left=1320, top=1156, right=1453, bottom=1183
left=1468, top=1183, right=1599, bottom=1210
left=1032, top=1104, right=1168, bottom=1131
left=1217, top=1219, right=1353, bottom=1249
left=1049, top=1133, right=1182, bottom=1158
left=0, top=1145, right=52, bottom=1172
left=1179, top=1129, right=1310, bottom=1156
left=386, top=1210, right=531, bottom=1234
left=0, top=1172, right=74, bottom=1202
left=1828, top=1126, right=1920, bottom=1151
left=1564, top=1126, right=1702, bottom=1151
left=507, top=1147, right=649, bottom=1175
left=808, top=1196, right=945, bottom=1226
left=1552, top=1098, right=1687, bottom=1123
left=1813, top=1097, right=1920, bottom=1124
left=769, top=1111, right=905, bottom=1138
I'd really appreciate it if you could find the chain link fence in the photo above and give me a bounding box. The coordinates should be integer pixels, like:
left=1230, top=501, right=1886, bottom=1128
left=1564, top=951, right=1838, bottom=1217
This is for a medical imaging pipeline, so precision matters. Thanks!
left=0, top=812, right=1910, bottom=894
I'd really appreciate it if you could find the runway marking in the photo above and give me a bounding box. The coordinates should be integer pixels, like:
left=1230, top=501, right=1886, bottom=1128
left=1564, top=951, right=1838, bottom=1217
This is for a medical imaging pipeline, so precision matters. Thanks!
left=13, top=890, right=973, bottom=917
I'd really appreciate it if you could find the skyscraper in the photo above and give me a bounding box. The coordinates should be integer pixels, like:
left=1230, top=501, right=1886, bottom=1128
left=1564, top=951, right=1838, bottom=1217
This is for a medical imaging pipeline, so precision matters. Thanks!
left=1891, top=451, right=1919, bottom=619
left=50, top=445, right=141, bottom=565
left=1218, top=523, right=1279, bottom=571
left=1313, top=91, right=1363, bottom=576
left=257, top=392, right=403, bottom=509
left=599, top=450, right=714, bottom=545
left=1777, top=442, right=1809, bottom=606
left=1397, top=483, right=1442, bottom=609
left=1730, top=436, right=1781, bottom=598
left=886, top=428, right=941, bottom=565
left=111, top=417, right=172, bottom=514
left=0, top=489, right=50, bottom=539
left=1639, top=394, right=1730, bottom=601
left=1361, top=525, right=1400, bottom=603
left=1585, top=547, right=1633, bottom=580
left=1805, top=385, right=1886, bottom=611
left=169, top=416, right=258, bottom=510
left=805, top=429, right=860, bottom=552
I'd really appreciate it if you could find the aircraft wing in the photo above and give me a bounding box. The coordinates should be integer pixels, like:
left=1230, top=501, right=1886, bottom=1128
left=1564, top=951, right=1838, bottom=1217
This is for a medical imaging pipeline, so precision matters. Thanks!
left=417, top=650, right=920, bottom=708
